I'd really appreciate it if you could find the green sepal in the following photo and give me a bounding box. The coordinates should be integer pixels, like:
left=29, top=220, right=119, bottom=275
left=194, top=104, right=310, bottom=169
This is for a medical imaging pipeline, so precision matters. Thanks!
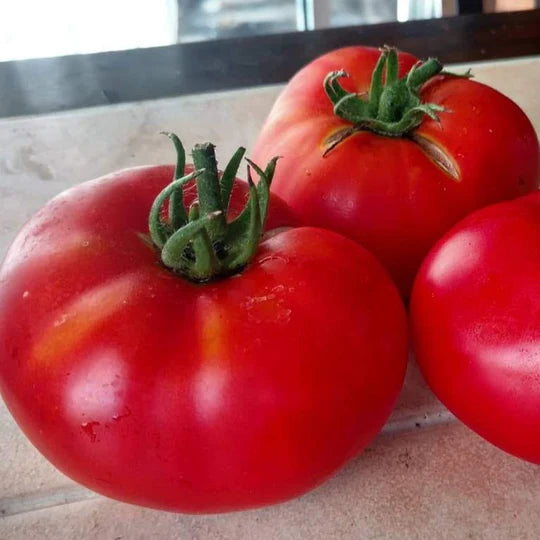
left=220, top=146, right=246, bottom=214
left=148, top=169, right=204, bottom=249
left=223, top=169, right=262, bottom=271
left=245, top=156, right=279, bottom=229
left=160, top=132, right=188, bottom=229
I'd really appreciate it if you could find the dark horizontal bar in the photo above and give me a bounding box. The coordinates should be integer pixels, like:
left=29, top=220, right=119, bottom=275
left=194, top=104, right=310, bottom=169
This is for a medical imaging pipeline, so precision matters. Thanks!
left=1, top=9, right=540, bottom=118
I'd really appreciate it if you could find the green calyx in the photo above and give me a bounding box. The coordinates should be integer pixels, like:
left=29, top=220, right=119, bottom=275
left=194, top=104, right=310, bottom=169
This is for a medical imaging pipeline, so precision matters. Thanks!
left=324, top=46, right=449, bottom=140
left=148, top=132, right=279, bottom=282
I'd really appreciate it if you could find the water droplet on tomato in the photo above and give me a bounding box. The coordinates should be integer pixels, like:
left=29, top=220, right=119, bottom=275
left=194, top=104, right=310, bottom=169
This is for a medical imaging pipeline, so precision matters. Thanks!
left=81, top=421, right=100, bottom=442
left=112, top=407, right=131, bottom=421
left=53, top=314, right=67, bottom=327
left=22, top=291, right=29, bottom=298
left=258, top=254, right=288, bottom=265
left=243, top=293, right=277, bottom=310
left=276, top=309, right=292, bottom=323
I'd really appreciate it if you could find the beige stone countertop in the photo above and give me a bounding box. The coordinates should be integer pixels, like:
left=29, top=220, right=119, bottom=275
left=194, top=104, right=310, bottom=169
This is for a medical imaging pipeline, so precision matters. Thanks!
left=1, top=56, right=539, bottom=539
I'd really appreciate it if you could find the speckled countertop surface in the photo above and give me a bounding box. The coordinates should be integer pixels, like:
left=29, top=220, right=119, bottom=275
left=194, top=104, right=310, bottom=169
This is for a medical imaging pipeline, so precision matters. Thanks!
left=1, top=56, right=539, bottom=539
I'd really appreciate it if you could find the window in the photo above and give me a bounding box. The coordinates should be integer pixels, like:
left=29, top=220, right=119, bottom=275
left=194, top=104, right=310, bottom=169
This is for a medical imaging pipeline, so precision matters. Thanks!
left=0, top=0, right=535, bottom=62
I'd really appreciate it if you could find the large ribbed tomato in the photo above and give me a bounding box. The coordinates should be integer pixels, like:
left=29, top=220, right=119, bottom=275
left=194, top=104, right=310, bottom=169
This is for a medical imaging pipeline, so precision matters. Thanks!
left=0, top=140, right=408, bottom=513
left=253, top=46, right=540, bottom=296
left=411, top=190, right=540, bottom=463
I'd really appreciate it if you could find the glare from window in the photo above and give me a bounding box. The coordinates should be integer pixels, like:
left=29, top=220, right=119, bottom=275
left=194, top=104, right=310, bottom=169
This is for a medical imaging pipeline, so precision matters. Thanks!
left=0, top=0, right=179, bottom=61
left=0, top=0, right=451, bottom=63
left=397, top=0, right=442, bottom=22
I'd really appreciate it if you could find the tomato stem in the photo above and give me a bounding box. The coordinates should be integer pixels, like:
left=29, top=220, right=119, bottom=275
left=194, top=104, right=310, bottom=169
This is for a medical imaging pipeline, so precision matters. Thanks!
left=148, top=134, right=278, bottom=282
left=323, top=46, right=467, bottom=145
left=191, top=143, right=227, bottom=241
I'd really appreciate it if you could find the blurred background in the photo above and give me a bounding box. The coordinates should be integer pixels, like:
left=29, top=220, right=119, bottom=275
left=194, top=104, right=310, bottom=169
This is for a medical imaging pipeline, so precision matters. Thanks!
left=0, top=0, right=537, bottom=62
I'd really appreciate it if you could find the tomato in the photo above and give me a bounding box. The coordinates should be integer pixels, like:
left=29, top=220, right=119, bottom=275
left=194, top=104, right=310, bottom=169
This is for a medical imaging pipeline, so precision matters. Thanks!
left=410, top=190, right=540, bottom=463
left=0, top=140, right=408, bottom=512
left=252, top=46, right=540, bottom=297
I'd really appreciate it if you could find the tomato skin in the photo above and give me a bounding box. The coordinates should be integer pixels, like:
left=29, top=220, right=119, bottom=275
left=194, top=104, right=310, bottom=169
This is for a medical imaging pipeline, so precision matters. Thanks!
left=252, top=46, right=540, bottom=296
left=0, top=166, right=408, bottom=512
left=410, top=190, right=540, bottom=463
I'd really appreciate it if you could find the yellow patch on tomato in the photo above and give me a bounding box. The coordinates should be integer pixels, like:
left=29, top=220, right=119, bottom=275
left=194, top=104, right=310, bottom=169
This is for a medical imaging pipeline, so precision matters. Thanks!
left=197, top=295, right=229, bottom=365
left=194, top=296, right=231, bottom=421
left=31, top=275, right=135, bottom=368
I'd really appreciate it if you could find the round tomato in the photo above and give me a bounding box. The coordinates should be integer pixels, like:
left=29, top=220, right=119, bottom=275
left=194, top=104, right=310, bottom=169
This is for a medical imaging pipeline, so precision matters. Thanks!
left=410, top=190, right=540, bottom=463
left=0, top=140, right=408, bottom=512
left=252, top=46, right=540, bottom=297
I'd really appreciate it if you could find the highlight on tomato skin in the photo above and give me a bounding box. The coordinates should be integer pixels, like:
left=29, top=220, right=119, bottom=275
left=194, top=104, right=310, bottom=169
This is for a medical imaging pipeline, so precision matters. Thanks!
left=0, top=136, right=409, bottom=513
left=410, top=190, right=540, bottom=465
left=252, top=45, right=540, bottom=298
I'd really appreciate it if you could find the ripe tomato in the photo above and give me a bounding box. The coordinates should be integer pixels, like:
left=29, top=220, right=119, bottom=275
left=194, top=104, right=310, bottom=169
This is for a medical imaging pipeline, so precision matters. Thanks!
left=410, top=190, right=540, bottom=463
left=252, top=46, right=540, bottom=296
left=0, top=147, right=408, bottom=512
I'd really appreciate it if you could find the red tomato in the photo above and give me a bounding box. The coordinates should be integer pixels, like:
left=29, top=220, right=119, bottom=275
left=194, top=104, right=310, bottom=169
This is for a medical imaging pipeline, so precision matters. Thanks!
left=252, top=46, right=540, bottom=296
left=410, top=190, right=540, bottom=463
left=0, top=164, right=408, bottom=512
